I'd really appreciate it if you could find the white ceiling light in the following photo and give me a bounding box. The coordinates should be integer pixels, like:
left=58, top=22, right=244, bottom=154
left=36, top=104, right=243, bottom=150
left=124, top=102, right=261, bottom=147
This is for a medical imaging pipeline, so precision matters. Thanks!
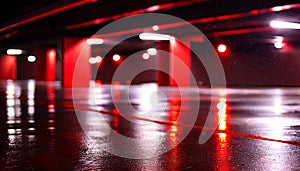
left=89, top=57, right=97, bottom=64
left=139, top=33, right=171, bottom=41
left=95, top=56, right=102, bottom=63
left=142, top=53, right=150, bottom=60
left=86, top=38, right=104, bottom=45
left=152, top=25, right=159, bottom=31
left=147, top=48, right=157, bottom=56
left=27, top=55, right=36, bottom=62
left=7, top=49, right=22, bottom=55
left=270, top=20, right=300, bottom=29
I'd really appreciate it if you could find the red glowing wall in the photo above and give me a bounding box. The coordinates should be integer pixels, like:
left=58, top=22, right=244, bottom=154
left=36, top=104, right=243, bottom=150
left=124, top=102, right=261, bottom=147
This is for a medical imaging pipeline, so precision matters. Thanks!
left=46, top=49, right=56, bottom=81
left=169, top=39, right=191, bottom=86
left=0, top=55, right=16, bottom=80
left=63, top=37, right=91, bottom=87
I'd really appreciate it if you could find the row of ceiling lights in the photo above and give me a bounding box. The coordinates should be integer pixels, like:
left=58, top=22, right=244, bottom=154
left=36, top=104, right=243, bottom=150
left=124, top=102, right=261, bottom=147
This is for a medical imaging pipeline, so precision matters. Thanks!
left=89, top=48, right=157, bottom=64
left=5, top=20, right=299, bottom=63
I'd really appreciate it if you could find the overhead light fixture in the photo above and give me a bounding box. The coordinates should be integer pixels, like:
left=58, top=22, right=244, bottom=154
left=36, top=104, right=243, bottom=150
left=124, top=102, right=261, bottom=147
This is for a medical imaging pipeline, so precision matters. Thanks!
left=139, top=33, right=171, bottom=41
left=145, top=5, right=160, bottom=12
left=95, top=56, right=102, bottom=63
left=217, top=44, right=227, bottom=53
left=89, top=57, right=97, bottom=64
left=270, top=20, right=300, bottom=29
left=86, top=38, right=104, bottom=45
left=152, top=25, right=159, bottom=31
left=147, top=48, right=157, bottom=56
left=113, top=54, right=121, bottom=62
left=142, top=53, right=150, bottom=60
left=27, top=55, right=36, bottom=63
left=7, top=49, right=22, bottom=55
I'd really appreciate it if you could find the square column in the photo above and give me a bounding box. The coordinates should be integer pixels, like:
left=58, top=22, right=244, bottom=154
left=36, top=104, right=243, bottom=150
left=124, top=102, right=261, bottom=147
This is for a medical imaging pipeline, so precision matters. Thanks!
left=62, top=37, right=91, bottom=87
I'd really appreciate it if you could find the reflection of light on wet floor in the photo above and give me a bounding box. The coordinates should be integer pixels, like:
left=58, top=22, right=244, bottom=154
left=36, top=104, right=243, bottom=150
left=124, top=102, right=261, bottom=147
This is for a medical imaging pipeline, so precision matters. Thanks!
left=128, top=84, right=168, bottom=124
left=217, top=97, right=227, bottom=131
left=48, top=104, right=56, bottom=113
left=170, top=125, right=177, bottom=139
left=168, top=97, right=179, bottom=169
left=218, top=133, right=227, bottom=142
left=260, top=116, right=292, bottom=170
left=134, top=84, right=160, bottom=112
left=216, top=96, right=231, bottom=170
left=6, top=81, right=21, bottom=124
left=273, top=96, right=285, bottom=115
left=47, top=127, right=55, bottom=131
left=27, top=80, right=35, bottom=115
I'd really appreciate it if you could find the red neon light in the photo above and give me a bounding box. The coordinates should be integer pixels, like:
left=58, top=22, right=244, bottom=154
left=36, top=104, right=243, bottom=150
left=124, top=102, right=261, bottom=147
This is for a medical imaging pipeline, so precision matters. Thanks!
left=0, top=0, right=92, bottom=33
left=66, top=0, right=208, bottom=30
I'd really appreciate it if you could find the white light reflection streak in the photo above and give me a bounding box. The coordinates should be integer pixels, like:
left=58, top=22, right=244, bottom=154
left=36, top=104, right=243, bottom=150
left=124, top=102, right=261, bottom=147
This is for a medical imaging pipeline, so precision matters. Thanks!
left=47, top=85, right=56, bottom=113
left=217, top=97, right=227, bottom=131
left=6, top=81, right=21, bottom=124
left=134, top=84, right=168, bottom=123
left=261, top=116, right=290, bottom=170
left=273, top=96, right=284, bottom=115
left=27, top=80, right=35, bottom=116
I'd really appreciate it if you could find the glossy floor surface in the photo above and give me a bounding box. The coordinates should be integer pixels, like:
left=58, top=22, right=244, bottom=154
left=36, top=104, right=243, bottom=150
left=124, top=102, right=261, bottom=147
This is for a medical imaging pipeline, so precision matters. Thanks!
left=0, top=80, right=300, bottom=171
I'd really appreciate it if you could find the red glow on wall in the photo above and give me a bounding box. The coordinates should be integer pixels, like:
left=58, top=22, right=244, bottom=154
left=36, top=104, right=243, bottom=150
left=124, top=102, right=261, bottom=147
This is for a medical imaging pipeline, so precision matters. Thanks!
left=0, top=55, right=16, bottom=80
left=216, top=96, right=230, bottom=169
left=63, top=38, right=91, bottom=87
left=169, top=98, right=180, bottom=123
left=169, top=39, right=191, bottom=86
left=46, top=49, right=56, bottom=81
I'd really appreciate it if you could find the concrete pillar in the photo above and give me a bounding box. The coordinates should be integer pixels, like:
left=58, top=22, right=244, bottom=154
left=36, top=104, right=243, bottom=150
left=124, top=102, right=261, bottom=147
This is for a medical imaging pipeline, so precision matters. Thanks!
left=157, top=42, right=170, bottom=86
left=0, top=55, right=16, bottom=80
left=169, top=39, right=191, bottom=86
left=46, top=49, right=56, bottom=81
left=62, top=37, right=91, bottom=87
left=34, top=48, right=47, bottom=81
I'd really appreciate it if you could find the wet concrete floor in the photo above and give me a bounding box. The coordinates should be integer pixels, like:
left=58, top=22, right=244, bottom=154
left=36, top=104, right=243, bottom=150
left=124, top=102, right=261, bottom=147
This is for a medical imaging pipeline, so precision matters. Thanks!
left=0, top=80, right=300, bottom=170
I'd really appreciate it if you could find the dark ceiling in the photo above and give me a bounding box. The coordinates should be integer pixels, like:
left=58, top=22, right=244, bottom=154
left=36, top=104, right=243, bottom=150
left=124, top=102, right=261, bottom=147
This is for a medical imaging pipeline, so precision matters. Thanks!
left=1, top=0, right=300, bottom=53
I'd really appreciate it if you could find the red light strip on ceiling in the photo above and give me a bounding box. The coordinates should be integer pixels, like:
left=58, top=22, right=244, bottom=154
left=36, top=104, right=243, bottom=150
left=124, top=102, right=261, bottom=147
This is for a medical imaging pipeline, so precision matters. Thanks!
left=66, top=3, right=300, bottom=38
left=0, top=0, right=94, bottom=34
left=65, top=0, right=208, bottom=30
left=207, top=26, right=275, bottom=37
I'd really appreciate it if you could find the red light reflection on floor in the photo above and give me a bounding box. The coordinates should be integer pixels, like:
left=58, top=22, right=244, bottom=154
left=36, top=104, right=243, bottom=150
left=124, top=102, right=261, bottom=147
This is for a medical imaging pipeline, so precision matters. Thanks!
left=216, top=97, right=231, bottom=170
left=169, top=98, right=180, bottom=124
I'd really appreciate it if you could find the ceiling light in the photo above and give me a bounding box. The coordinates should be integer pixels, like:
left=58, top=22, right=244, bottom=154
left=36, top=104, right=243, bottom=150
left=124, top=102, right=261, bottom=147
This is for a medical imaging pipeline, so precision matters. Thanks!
left=27, top=55, right=36, bottom=63
left=147, top=48, right=157, bottom=56
left=270, top=20, right=300, bottom=29
left=217, top=44, right=227, bottom=53
left=95, top=56, right=102, bottom=63
left=86, top=38, right=104, bottom=45
left=142, top=53, right=150, bottom=60
left=7, top=49, right=22, bottom=55
left=89, top=57, right=97, bottom=64
left=152, top=25, right=159, bottom=31
left=113, top=54, right=121, bottom=62
left=139, top=33, right=171, bottom=41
